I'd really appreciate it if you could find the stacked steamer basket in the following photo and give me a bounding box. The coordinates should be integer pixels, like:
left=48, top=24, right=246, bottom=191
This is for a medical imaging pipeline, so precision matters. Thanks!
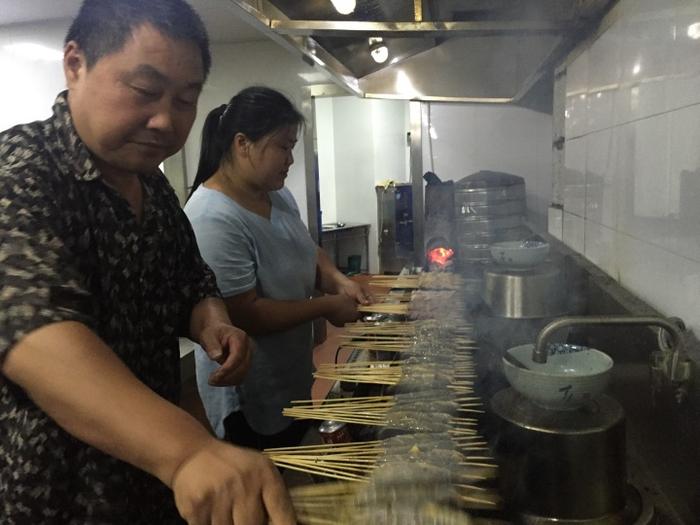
left=266, top=272, right=502, bottom=525
left=454, top=171, right=530, bottom=270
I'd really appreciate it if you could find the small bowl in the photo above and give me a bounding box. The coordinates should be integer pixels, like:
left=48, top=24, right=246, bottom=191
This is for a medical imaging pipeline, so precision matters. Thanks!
left=502, top=343, right=613, bottom=410
left=490, top=240, right=549, bottom=268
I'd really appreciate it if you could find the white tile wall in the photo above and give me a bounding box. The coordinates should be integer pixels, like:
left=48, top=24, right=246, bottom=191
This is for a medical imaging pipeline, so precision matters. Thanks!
left=669, top=3, right=700, bottom=111
left=616, top=231, right=700, bottom=335
left=563, top=211, right=585, bottom=253
left=585, top=129, right=617, bottom=228
left=614, top=4, right=675, bottom=124
left=586, top=25, right=621, bottom=134
left=565, top=50, right=588, bottom=139
left=668, top=104, right=700, bottom=262
left=584, top=221, right=618, bottom=277
left=558, top=0, right=700, bottom=333
left=548, top=206, right=563, bottom=240
left=562, top=137, right=587, bottom=217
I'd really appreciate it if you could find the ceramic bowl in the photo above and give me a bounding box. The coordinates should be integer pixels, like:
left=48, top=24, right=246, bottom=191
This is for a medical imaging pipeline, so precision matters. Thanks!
left=502, top=343, right=613, bottom=410
left=490, top=240, right=549, bottom=268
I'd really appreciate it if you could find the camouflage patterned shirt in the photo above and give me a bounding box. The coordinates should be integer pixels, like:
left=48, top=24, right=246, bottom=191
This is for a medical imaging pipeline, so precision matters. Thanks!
left=0, top=91, right=219, bottom=524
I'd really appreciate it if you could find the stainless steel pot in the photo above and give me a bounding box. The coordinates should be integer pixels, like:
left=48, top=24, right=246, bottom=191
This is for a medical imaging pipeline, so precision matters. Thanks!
left=482, top=263, right=566, bottom=319
left=491, top=388, right=627, bottom=521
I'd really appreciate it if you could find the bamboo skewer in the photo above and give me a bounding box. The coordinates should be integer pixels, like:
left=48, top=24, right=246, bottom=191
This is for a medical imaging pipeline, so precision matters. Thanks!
left=286, top=279, right=503, bottom=522
left=266, top=438, right=497, bottom=484
left=357, top=303, right=410, bottom=315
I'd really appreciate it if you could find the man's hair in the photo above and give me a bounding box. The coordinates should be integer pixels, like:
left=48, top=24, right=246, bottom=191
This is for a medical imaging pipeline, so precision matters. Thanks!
left=65, top=0, right=211, bottom=78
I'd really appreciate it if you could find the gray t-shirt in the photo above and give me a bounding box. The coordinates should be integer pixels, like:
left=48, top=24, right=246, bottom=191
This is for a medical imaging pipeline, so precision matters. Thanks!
left=185, top=186, right=318, bottom=436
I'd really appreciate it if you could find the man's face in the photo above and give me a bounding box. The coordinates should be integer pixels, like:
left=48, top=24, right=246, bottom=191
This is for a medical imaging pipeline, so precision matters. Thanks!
left=65, top=23, right=204, bottom=176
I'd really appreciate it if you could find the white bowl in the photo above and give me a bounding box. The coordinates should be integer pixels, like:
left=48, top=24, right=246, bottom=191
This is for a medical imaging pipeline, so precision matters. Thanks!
left=490, top=240, right=549, bottom=268
left=502, top=343, right=613, bottom=410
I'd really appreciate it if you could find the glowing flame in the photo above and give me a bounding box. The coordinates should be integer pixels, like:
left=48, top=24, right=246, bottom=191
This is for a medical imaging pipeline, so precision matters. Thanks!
left=427, top=247, right=455, bottom=268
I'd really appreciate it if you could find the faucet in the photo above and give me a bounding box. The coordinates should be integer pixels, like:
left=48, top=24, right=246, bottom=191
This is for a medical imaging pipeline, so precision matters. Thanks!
left=532, top=315, right=692, bottom=402
left=532, top=316, right=684, bottom=363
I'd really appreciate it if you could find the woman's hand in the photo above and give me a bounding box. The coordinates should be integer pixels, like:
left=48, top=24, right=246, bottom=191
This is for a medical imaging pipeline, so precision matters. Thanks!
left=172, top=439, right=296, bottom=525
left=323, top=294, right=361, bottom=326
left=336, top=277, right=373, bottom=305
left=316, top=248, right=373, bottom=304
left=198, top=322, right=252, bottom=386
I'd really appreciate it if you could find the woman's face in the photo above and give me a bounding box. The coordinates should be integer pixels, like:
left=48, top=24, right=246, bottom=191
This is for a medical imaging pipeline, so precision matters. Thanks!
left=248, top=125, right=298, bottom=191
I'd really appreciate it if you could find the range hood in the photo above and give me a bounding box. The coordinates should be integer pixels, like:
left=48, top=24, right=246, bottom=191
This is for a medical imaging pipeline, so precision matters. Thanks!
left=227, top=0, right=615, bottom=110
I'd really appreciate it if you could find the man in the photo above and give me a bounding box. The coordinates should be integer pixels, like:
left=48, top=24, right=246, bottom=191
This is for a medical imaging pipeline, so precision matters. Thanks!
left=0, top=1, right=295, bottom=524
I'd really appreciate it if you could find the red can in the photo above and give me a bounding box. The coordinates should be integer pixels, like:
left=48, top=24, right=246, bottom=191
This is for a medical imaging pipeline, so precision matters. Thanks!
left=318, top=420, right=352, bottom=444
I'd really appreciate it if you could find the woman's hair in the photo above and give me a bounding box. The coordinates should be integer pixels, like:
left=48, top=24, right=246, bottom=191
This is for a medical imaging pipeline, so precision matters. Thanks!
left=189, top=86, right=305, bottom=199
left=66, top=0, right=210, bottom=78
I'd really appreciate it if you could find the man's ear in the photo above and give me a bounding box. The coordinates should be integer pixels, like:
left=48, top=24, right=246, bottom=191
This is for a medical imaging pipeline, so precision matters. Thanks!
left=63, top=41, right=87, bottom=88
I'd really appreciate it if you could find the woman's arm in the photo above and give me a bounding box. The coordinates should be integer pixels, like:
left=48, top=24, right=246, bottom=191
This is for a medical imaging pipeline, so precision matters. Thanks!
left=316, top=248, right=372, bottom=304
left=223, top=288, right=359, bottom=336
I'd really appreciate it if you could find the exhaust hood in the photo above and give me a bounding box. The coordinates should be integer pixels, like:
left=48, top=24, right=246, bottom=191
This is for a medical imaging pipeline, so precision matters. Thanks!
left=227, top=0, right=615, bottom=109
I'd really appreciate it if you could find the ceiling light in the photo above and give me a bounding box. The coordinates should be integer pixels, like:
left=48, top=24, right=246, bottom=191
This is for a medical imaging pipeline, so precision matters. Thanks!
left=3, top=43, right=63, bottom=61
left=330, top=0, right=356, bottom=15
left=632, top=62, right=641, bottom=75
left=688, top=22, right=700, bottom=40
left=369, top=37, right=389, bottom=64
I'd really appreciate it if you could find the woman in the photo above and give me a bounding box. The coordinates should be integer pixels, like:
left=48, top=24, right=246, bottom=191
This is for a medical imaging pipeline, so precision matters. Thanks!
left=185, top=86, right=369, bottom=450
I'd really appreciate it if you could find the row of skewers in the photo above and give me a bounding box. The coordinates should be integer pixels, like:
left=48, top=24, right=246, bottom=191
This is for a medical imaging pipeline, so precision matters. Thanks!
left=268, top=274, right=497, bottom=524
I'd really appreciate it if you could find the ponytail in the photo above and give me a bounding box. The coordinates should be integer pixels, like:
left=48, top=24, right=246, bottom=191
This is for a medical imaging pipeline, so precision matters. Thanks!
left=188, top=104, right=227, bottom=200
left=188, top=87, right=305, bottom=200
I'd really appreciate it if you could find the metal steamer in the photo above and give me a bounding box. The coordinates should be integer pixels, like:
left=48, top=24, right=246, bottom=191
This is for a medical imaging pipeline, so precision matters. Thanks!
left=454, top=171, right=528, bottom=269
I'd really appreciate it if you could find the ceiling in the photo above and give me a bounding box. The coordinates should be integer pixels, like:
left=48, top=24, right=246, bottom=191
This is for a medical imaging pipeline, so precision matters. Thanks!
left=222, top=0, right=616, bottom=109
left=0, top=0, right=266, bottom=43
left=1, top=0, right=617, bottom=110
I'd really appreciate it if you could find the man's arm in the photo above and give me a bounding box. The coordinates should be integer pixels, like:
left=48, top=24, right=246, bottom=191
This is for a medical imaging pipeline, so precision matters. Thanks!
left=1, top=321, right=295, bottom=524
left=188, top=296, right=251, bottom=386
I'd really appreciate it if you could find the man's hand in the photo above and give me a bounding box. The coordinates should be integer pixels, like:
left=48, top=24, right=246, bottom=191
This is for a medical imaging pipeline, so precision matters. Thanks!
left=198, top=322, right=251, bottom=386
left=172, top=439, right=296, bottom=525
